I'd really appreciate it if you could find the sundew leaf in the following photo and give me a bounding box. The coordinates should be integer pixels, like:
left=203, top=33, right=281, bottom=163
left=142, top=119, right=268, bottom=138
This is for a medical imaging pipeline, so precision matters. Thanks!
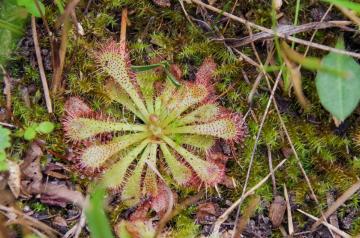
left=315, top=39, right=360, bottom=121
left=85, top=186, right=114, bottom=238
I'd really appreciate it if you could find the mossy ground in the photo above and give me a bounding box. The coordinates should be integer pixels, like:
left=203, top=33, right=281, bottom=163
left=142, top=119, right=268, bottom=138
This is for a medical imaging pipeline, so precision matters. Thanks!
left=1, top=0, right=360, bottom=237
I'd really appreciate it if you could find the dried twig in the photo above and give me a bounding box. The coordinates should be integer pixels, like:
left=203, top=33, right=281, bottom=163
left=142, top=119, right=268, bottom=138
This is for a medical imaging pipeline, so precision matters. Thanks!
left=212, top=159, right=287, bottom=234
left=312, top=180, right=360, bottom=230
left=297, top=209, right=351, bottom=238
left=33, top=0, right=56, bottom=70
left=120, top=8, right=128, bottom=46
left=230, top=68, right=283, bottom=237
left=52, top=0, right=80, bottom=93
left=326, top=192, right=341, bottom=238
left=222, top=0, right=239, bottom=33
left=31, top=16, right=53, bottom=113
left=221, top=21, right=353, bottom=47
left=178, top=0, right=194, bottom=25
left=284, top=185, right=294, bottom=236
left=51, top=18, right=70, bottom=94
left=0, top=204, right=60, bottom=237
left=0, top=122, right=16, bottom=128
left=241, top=13, right=334, bottom=235
left=63, top=204, right=87, bottom=238
left=267, top=145, right=276, bottom=196
left=189, top=0, right=360, bottom=59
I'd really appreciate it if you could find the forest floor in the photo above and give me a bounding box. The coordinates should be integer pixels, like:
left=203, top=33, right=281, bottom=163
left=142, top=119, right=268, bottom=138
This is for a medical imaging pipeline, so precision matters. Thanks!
left=0, top=0, right=360, bottom=237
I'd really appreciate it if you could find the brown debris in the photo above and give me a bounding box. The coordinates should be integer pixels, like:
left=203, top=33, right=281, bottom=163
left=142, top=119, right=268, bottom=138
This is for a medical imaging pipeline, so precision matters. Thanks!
left=44, top=163, right=69, bottom=180
left=7, top=161, right=21, bottom=198
left=152, top=0, right=171, bottom=8
left=19, top=142, right=84, bottom=208
left=52, top=216, right=67, bottom=229
left=269, top=196, right=286, bottom=228
left=326, top=192, right=341, bottom=238
left=196, top=202, right=219, bottom=224
left=20, top=142, right=44, bottom=196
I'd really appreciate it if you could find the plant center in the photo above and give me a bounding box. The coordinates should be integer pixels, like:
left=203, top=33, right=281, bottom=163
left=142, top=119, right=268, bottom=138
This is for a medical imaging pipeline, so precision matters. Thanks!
left=147, top=114, right=163, bottom=139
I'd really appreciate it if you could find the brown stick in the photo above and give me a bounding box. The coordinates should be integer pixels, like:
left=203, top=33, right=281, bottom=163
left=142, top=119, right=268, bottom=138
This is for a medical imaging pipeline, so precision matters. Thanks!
left=298, top=209, right=351, bottom=238
left=326, top=192, right=341, bottom=238
left=31, top=16, right=53, bottom=113
left=213, top=159, right=287, bottom=234
left=51, top=18, right=69, bottom=94
left=52, top=0, right=80, bottom=93
left=120, top=8, right=128, bottom=44
left=312, top=180, right=360, bottom=230
left=189, top=0, right=360, bottom=59
left=267, top=144, right=276, bottom=196
left=223, top=21, right=352, bottom=48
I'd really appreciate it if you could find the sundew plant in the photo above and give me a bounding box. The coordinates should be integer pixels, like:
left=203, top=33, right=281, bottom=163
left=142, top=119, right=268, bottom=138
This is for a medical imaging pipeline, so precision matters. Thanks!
left=63, top=41, right=246, bottom=206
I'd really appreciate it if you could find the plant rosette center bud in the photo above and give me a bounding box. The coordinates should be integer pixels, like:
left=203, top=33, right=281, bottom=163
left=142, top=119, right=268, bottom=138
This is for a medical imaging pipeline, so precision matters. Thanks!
left=147, top=114, right=163, bottom=139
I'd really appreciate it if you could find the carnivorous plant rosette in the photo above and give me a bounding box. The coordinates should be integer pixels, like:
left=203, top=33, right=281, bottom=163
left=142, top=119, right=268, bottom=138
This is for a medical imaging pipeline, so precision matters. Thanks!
left=63, top=40, right=246, bottom=206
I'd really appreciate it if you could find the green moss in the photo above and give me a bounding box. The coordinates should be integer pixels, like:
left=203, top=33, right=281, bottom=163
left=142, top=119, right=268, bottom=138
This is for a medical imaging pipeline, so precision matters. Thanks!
left=171, top=214, right=200, bottom=238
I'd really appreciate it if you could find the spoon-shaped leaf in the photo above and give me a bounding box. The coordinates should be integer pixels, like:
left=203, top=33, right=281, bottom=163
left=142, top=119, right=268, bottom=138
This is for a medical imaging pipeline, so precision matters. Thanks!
left=315, top=39, right=360, bottom=121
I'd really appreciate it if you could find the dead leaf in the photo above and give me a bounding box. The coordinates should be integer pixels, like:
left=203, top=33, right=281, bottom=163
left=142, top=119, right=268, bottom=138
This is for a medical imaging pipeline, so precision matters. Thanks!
left=40, top=183, right=84, bottom=208
left=7, top=161, right=21, bottom=198
left=0, top=190, right=14, bottom=206
left=19, top=141, right=84, bottom=207
left=20, top=142, right=43, bottom=196
left=269, top=195, right=286, bottom=228
left=151, top=182, right=176, bottom=215
left=44, top=163, right=69, bottom=179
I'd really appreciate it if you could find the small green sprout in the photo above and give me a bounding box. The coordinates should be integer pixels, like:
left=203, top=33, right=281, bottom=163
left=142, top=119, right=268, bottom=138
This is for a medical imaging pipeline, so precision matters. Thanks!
left=22, top=121, right=55, bottom=141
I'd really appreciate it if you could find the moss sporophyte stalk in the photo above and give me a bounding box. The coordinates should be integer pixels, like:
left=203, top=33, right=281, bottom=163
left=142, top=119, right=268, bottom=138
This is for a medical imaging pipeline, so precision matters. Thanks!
left=62, top=40, right=246, bottom=206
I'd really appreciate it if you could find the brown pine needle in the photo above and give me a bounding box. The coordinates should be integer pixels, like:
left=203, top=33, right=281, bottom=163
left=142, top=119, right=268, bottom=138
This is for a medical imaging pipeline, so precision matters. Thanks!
left=120, top=8, right=128, bottom=47
left=312, top=180, right=360, bottom=230
left=283, top=184, right=294, bottom=235
left=31, top=16, right=53, bottom=113
left=297, top=209, right=351, bottom=238
left=189, top=0, right=360, bottom=59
